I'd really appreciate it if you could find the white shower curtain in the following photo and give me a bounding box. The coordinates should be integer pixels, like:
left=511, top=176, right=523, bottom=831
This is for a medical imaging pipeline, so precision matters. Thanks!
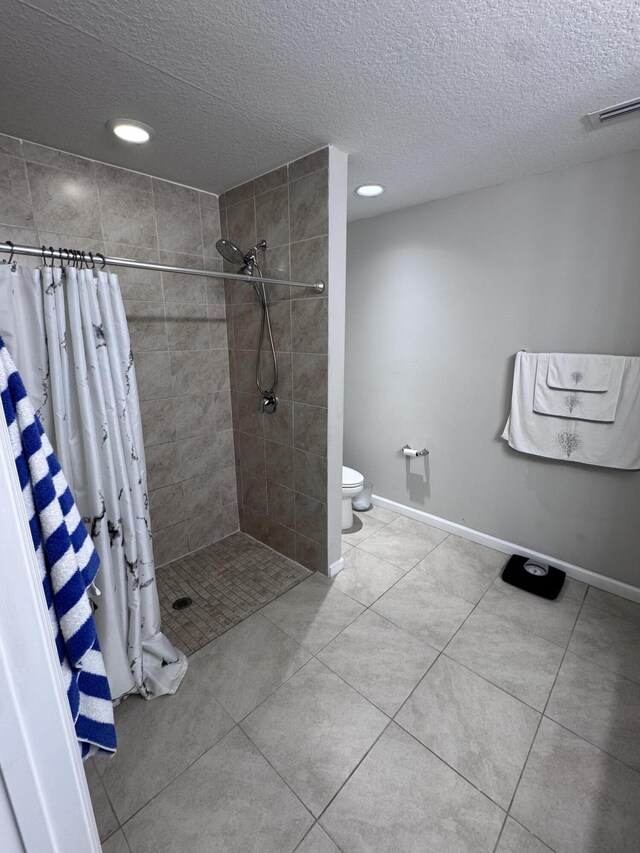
left=0, top=263, right=186, bottom=701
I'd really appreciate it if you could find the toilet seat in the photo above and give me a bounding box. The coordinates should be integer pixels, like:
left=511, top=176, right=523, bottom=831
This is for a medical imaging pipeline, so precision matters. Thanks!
left=342, top=466, right=364, bottom=489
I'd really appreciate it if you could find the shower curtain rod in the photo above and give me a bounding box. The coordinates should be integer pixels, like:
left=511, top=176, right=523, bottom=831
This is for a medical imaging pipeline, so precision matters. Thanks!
left=0, top=242, right=326, bottom=293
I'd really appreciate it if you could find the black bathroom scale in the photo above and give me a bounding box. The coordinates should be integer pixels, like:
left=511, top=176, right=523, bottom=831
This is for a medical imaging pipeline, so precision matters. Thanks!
left=501, top=554, right=565, bottom=600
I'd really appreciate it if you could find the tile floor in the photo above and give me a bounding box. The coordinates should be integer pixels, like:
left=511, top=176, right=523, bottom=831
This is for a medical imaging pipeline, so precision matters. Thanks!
left=156, top=532, right=311, bottom=654
left=89, top=507, right=640, bottom=852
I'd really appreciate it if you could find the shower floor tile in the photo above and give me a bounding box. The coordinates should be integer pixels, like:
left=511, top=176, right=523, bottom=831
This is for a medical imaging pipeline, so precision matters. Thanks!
left=156, top=532, right=310, bottom=656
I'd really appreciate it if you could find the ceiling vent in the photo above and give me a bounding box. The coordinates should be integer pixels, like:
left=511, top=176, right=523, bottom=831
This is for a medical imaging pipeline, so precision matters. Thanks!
left=587, top=97, right=640, bottom=130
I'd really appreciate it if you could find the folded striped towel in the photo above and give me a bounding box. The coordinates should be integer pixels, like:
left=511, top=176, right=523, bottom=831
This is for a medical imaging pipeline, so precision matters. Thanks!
left=0, top=335, right=116, bottom=758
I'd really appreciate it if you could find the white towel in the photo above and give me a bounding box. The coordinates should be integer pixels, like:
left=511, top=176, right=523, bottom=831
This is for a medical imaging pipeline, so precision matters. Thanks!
left=533, top=354, right=624, bottom=422
left=502, top=352, right=640, bottom=470
left=546, top=353, right=613, bottom=392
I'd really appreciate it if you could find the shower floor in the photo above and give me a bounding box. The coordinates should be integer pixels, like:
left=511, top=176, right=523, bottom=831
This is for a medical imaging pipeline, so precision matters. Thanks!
left=156, top=532, right=310, bottom=656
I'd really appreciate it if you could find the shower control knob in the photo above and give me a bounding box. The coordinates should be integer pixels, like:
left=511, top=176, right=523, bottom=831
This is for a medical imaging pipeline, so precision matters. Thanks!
left=262, top=392, right=278, bottom=414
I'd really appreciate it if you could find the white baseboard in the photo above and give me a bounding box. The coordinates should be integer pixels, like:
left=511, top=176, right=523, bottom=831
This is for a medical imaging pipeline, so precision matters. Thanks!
left=372, top=494, right=640, bottom=605
left=328, top=557, right=345, bottom=577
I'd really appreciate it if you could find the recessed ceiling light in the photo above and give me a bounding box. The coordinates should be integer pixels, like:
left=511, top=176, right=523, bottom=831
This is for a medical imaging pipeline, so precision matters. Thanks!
left=355, top=184, right=385, bottom=197
left=106, top=119, right=154, bottom=144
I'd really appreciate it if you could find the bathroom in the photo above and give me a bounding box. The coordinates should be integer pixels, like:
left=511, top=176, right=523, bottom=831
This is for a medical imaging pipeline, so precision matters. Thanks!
left=1, top=2, right=640, bottom=852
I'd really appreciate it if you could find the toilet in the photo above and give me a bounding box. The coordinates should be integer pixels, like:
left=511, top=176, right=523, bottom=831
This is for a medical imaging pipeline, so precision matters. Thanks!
left=342, top=466, right=365, bottom=531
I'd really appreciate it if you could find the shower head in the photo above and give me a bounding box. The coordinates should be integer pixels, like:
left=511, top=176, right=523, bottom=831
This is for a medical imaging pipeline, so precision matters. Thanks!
left=215, top=239, right=245, bottom=266
left=216, top=238, right=267, bottom=277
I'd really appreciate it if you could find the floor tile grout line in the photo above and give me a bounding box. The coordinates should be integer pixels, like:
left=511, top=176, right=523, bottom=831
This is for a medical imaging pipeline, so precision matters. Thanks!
left=437, top=650, right=550, bottom=716
left=494, top=587, right=591, bottom=851
left=236, top=719, right=319, bottom=827
left=388, top=717, right=511, bottom=819
left=115, top=716, right=236, bottom=831
left=538, top=714, right=640, bottom=779
left=123, top=521, right=630, bottom=850
left=105, top=535, right=313, bottom=828
left=313, top=719, right=393, bottom=825
left=550, top=642, right=640, bottom=689
left=292, top=821, right=344, bottom=853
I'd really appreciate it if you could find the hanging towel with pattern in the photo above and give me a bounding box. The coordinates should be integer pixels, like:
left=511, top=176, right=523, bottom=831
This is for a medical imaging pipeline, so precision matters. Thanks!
left=533, top=354, right=624, bottom=422
left=0, top=335, right=116, bottom=758
left=502, top=351, right=640, bottom=470
left=546, top=353, right=614, bottom=392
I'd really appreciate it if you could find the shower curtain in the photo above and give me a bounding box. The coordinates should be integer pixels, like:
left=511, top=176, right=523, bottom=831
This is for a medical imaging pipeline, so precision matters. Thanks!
left=0, top=263, right=186, bottom=701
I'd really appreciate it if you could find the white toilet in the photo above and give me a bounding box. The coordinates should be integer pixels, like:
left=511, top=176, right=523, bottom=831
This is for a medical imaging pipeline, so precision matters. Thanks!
left=342, top=466, right=365, bottom=531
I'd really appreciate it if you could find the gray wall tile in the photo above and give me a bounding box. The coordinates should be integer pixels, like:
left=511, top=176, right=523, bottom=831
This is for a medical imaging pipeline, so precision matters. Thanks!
left=289, top=148, right=329, bottom=182
left=289, top=170, right=328, bottom=242
left=170, top=350, right=213, bottom=396
left=27, top=161, right=102, bottom=238
left=254, top=166, right=288, bottom=195
left=182, top=472, right=221, bottom=518
left=0, top=154, right=34, bottom=227
left=99, top=184, right=157, bottom=248
left=294, top=449, right=327, bottom=502
left=154, top=522, right=188, bottom=567
left=266, top=440, right=295, bottom=488
left=1, top=133, right=234, bottom=566
left=255, top=185, right=290, bottom=248
left=124, top=300, right=168, bottom=352
left=290, top=236, right=328, bottom=297
left=146, top=442, right=180, bottom=490
left=165, top=302, right=210, bottom=351
left=141, top=397, right=176, bottom=446
left=294, top=403, right=327, bottom=456
left=294, top=492, right=327, bottom=543
left=268, top=481, right=295, bottom=528
left=268, top=519, right=297, bottom=560
left=293, top=353, right=328, bottom=405
left=149, top=485, right=185, bottom=531
left=23, top=142, right=95, bottom=175
left=223, top=150, right=330, bottom=567
left=135, top=352, right=172, bottom=401
left=0, top=133, right=23, bottom=158
left=292, top=298, right=328, bottom=353
left=226, top=198, right=256, bottom=251
left=239, top=431, right=266, bottom=476
left=242, top=471, right=268, bottom=515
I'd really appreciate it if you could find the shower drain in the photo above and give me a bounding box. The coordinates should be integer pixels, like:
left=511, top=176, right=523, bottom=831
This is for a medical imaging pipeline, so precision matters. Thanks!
left=172, top=596, right=193, bottom=611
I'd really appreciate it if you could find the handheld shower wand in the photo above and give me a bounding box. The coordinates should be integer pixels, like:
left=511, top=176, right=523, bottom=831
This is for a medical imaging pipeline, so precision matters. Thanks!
left=215, top=238, right=278, bottom=413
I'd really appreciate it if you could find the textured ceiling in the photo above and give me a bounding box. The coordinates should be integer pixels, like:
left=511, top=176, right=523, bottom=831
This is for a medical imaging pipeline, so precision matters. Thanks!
left=2, top=0, right=640, bottom=219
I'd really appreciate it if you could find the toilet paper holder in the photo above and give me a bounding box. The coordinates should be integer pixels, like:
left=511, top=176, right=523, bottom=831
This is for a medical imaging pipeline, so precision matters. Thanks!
left=401, top=444, right=429, bottom=457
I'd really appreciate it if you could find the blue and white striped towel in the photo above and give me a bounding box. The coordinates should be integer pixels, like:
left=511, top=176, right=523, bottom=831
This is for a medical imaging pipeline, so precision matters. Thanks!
left=0, top=335, right=116, bottom=758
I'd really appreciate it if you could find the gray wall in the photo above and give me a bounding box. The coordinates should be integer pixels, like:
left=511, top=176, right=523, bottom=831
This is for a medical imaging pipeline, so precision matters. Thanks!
left=0, top=132, right=237, bottom=567
left=221, top=149, right=330, bottom=572
left=345, top=149, right=640, bottom=587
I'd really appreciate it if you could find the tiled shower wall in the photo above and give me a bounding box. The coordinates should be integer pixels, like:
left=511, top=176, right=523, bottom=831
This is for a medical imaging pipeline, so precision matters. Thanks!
left=221, top=148, right=330, bottom=572
left=0, top=132, right=237, bottom=567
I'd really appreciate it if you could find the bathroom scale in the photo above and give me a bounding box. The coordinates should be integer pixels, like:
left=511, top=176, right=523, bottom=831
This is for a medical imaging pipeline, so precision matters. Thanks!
left=501, top=554, right=565, bottom=600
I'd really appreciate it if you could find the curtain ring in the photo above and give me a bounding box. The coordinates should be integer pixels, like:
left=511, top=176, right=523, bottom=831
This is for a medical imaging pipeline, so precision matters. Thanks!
left=5, top=240, right=17, bottom=271
left=96, top=252, right=106, bottom=270
left=41, top=245, right=47, bottom=267
left=48, top=247, right=55, bottom=269
left=89, top=251, right=95, bottom=270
